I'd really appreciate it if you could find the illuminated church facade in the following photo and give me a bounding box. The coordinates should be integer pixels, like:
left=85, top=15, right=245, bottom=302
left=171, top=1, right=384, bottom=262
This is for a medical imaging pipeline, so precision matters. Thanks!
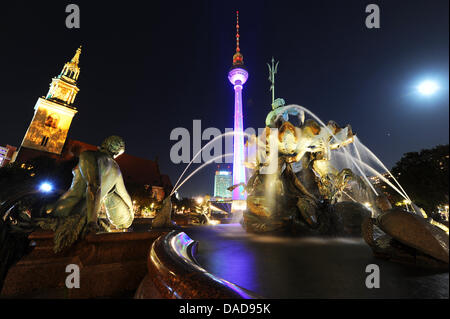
left=15, top=47, right=172, bottom=199
left=20, top=47, right=80, bottom=155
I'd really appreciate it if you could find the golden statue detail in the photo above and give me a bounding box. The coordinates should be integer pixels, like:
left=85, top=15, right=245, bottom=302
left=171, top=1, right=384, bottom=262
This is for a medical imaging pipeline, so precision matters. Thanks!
left=38, top=136, right=134, bottom=252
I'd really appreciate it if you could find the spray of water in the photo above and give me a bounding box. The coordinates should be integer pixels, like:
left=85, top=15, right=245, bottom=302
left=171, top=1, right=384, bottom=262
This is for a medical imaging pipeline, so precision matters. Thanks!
left=282, top=104, right=422, bottom=216
left=171, top=131, right=251, bottom=196
left=353, top=137, right=411, bottom=202
left=168, top=104, right=422, bottom=222
left=333, top=152, right=407, bottom=201
left=171, top=131, right=233, bottom=194
left=276, top=104, right=379, bottom=196
left=172, top=153, right=234, bottom=195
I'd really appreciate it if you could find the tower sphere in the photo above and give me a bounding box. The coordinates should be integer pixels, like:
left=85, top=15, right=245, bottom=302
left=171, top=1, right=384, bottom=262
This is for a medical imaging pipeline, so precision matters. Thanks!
left=228, top=67, right=248, bottom=86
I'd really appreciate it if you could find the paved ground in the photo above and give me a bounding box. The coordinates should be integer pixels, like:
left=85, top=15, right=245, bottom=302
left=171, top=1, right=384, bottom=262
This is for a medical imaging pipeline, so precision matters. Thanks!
left=181, top=224, right=449, bottom=299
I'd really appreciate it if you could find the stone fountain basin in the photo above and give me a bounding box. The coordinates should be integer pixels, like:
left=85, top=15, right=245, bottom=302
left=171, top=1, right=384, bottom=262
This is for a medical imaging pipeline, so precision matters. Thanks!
left=1, top=229, right=166, bottom=298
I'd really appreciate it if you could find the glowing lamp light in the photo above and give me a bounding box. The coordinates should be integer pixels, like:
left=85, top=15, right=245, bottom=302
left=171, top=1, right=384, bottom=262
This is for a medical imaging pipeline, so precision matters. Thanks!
left=417, top=80, right=439, bottom=96
left=196, top=197, right=204, bottom=204
left=39, top=182, right=53, bottom=193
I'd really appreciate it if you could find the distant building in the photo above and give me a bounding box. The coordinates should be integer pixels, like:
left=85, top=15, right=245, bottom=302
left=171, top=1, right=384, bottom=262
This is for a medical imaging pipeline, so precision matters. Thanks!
left=369, top=172, right=390, bottom=186
left=0, top=145, right=17, bottom=167
left=214, top=170, right=232, bottom=199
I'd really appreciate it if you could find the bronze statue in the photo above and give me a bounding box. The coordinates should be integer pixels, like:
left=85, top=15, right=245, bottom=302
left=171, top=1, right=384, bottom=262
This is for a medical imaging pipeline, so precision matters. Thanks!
left=241, top=117, right=368, bottom=235
left=239, top=97, right=449, bottom=268
left=39, top=136, right=134, bottom=251
left=151, top=197, right=173, bottom=228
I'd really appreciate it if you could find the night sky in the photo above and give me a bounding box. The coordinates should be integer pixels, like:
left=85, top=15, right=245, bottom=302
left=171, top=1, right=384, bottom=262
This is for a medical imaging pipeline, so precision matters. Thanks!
left=1, top=1, right=448, bottom=197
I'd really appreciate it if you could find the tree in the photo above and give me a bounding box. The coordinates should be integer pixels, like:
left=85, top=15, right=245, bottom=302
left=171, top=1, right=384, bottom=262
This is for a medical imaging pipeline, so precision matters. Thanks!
left=384, top=144, right=449, bottom=213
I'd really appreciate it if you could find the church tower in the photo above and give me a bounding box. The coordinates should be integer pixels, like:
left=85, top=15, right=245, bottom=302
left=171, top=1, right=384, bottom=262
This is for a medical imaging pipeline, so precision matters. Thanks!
left=20, top=47, right=81, bottom=155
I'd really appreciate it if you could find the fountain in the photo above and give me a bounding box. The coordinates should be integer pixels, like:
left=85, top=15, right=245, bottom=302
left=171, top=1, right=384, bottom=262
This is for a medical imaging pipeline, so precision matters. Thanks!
left=156, top=52, right=448, bottom=269
left=241, top=103, right=371, bottom=235
left=234, top=100, right=448, bottom=268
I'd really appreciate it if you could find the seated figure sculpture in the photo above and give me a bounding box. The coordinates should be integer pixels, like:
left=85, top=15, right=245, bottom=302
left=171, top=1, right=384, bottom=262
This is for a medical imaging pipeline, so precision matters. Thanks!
left=39, top=136, right=134, bottom=252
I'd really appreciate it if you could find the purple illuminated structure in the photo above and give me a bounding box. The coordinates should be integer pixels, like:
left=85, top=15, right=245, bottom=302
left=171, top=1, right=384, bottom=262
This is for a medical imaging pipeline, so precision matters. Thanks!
left=228, top=11, right=248, bottom=207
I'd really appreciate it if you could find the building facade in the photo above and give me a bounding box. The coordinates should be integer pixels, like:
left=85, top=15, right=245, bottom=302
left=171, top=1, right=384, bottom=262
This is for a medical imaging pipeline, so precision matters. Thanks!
left=0, top=145, right=17, bottom=167
left=19, top=47, right=81, bottom=157
left=214, top=170, right=232, bottom=199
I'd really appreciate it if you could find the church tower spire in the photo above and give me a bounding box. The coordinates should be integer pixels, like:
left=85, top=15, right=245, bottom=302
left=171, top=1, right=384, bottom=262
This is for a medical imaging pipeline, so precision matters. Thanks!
left=71, top=46, right=82, bottom=64
left=46, top=46, right=81, bottom=105
left=59, top=46, right=82, bottom=82
left=19, top=47, right=81, bottom=156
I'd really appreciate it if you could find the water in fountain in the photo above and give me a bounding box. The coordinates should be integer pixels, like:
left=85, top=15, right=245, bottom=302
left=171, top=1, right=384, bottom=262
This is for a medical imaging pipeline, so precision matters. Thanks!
left=170, top=131, right=249, bottom=200
left=353, top=137, right=412, bottom=202
left=169, top=104, right=426, bottom=229
left=332, top=151, right=407, bottom=200
left=171, top=131, right=252, bottom=197
left=230, top=203, right=245, bottom=224
left=171, top=131, right=235, bottom=196
left=172, top=153, right=234, bottom=195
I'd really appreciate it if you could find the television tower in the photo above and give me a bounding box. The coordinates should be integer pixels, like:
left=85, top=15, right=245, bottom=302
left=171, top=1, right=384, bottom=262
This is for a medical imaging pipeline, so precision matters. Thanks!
left=228, top=11, right=248, bottom=210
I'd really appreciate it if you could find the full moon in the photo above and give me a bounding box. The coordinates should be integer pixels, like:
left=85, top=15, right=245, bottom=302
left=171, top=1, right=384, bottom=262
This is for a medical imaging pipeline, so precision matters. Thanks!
left=417, top=80, right=439, bottom=96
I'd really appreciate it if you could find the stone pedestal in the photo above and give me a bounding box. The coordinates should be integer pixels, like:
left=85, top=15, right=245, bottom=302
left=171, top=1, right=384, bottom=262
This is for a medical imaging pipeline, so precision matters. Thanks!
left=1, top=229, right=166, bottom=298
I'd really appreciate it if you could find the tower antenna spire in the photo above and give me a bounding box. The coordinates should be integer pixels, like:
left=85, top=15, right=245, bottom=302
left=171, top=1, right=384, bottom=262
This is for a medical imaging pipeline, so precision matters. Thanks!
left=267, top=57, right=279, bottom=104
left=236, top=10, right=240, bottom=53
left=232, top=11, right=244, bottom=66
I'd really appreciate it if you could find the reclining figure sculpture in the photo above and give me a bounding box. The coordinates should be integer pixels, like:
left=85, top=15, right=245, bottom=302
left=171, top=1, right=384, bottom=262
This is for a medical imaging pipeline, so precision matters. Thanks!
left=38, top=135, right=134, bottom=252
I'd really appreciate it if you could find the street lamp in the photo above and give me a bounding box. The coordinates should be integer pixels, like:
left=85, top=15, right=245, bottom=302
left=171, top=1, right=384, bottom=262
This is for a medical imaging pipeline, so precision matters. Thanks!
left=39, top=182, right=53, bottom=193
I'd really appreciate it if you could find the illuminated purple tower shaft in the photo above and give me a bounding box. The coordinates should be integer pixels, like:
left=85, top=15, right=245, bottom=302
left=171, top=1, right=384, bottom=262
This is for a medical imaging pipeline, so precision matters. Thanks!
left=228, top=11, right=248, bottom=202
left=231, top=76, right=246, bottom=200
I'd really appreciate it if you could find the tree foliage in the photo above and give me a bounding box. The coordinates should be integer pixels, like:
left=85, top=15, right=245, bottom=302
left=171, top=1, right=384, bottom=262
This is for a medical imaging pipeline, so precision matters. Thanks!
left=386, top=144, right=449, bottom=213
